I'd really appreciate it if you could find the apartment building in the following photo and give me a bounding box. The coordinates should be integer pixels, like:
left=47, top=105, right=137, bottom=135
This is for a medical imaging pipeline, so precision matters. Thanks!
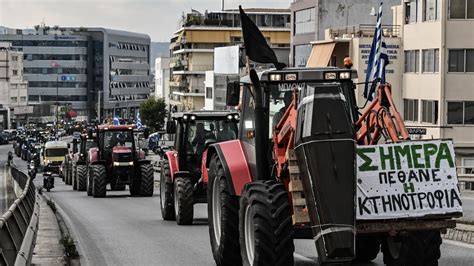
left=290, top=0, right=400, bottom=67
left=169, top=8, right=290, bottom=111
left=401, top=0, right=474, bottom=168
left=0, top=42, right=29, bottom=129
left=0, top=25, right=151, bottom=122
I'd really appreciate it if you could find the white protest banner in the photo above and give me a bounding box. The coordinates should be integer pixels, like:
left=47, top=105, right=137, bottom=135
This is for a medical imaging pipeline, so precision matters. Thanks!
left=356, top=140, right=462, bottom=220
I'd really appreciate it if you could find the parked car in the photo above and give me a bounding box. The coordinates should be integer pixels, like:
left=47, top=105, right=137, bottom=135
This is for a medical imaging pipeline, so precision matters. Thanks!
left=0, top=134, right=8, bottom=145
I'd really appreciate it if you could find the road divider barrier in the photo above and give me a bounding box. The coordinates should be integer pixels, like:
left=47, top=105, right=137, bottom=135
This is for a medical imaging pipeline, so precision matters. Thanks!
left=0, top=164, right=39, bottom=266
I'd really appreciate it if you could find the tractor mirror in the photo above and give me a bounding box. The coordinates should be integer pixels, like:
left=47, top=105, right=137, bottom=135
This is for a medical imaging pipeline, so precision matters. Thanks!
left=72, top=139, right=78, bottom=153
left=226, top=81, right=241, bottom=106
left=144, top=127, right=150, bottom=139
left=67, top=143, right=71, bottom=149
left=166, top=121, right=176, bottom=134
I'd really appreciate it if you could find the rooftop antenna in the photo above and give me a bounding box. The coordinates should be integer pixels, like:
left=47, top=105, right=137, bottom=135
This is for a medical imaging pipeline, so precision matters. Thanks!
left=221, top=0, right=224, bottom=11
left=41, top=18, right=46, bottom=27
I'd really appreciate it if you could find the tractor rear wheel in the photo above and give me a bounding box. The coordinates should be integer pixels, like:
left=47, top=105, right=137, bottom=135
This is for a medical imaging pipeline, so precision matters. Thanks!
left=139, top=164, right=154, bottom=197
left=72, top=165, right=78, bottom=190
left=239, top=180, right=294, bottom=266
left=92, top=165, right=107, bottom=198
left=65, top=163, right=71, bottom=185
left=174, top=177, right=194, bottom=225
left=87, top=166, right=93, bottom=196
left=354, top=235, right=381, bottom=262
left=382, top=230, right=441, bottom=266
left=207, top=154, right=242, bottom=265
left=160, top=160, right=175, bottom=220
left=77, top=165, right=87, bottom=191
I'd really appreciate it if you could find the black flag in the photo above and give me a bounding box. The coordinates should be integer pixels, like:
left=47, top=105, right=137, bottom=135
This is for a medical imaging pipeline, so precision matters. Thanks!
left=239, top=6, right=286, bottom=70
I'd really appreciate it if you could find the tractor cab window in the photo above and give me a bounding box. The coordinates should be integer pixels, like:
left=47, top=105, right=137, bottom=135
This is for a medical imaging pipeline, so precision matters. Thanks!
left=187, top=121, right=217, bottom=155
left=269, top=83, right=303, bottom=137
left=84, top=140, right=97, bottom=151
left=104, top=131, right=134, bottom=149
left=241, top=85, right=256, bottom=145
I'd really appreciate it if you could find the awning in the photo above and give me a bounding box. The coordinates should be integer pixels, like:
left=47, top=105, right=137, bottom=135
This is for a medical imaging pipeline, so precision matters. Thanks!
left=306, top=42, right=336, bottom=67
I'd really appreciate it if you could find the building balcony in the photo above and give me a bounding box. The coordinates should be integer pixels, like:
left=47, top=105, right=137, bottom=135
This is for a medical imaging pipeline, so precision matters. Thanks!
left=328, top=24, right=401, bottom=39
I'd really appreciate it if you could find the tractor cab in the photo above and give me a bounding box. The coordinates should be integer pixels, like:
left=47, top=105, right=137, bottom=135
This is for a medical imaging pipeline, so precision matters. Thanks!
left=96, top=125, right=137, bottom=166
left=167, top=111, right=239, bottom=180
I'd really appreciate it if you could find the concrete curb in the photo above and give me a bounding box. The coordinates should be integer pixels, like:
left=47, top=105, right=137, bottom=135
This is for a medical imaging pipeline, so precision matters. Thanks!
left=40, top=193, right=81, bottom=266
left=442, top=221, right=474, bottom=245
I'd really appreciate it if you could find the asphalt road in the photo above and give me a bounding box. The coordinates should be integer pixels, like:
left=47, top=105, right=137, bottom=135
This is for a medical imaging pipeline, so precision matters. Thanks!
left=460, top=190, right=474, bottom=221
left=3, top=143, right=474, bottom=265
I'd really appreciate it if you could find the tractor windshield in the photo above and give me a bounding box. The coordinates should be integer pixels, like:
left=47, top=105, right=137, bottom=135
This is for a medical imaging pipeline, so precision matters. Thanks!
left=187, top=120, right=237, bottom=154
left=104, top=130, right=134, bottom=149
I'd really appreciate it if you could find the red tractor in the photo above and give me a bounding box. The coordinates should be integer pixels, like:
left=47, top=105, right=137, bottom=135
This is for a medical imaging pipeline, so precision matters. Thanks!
left=203, top=68, right=462, bottom=265
left=86, top=124, right=154, bottom=198
left=67, top=133, right=97, bottom=191
left=160, top=111, right=239, bottom=225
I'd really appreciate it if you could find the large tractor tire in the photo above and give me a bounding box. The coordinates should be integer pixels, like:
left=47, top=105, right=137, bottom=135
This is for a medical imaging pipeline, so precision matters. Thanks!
left=160, top=160, right=175, bottom=220
left=239, top=180, right=294, bottom=266
left=92, top=165, right=107, bottom=198
left=207, top=154, right=242, bottom=265
left=174, top=177, right=194, bottom=225
left=77, top=165, right=87, bottom=191
left=87, top=166, right=93, bottom=196
left=139, top=164, right=154, bottom=197
left=72, top=165, right=78, bottom=190
left=354, top=235, right=381, bottom=262
left=382, top=230, right=441, bottom=266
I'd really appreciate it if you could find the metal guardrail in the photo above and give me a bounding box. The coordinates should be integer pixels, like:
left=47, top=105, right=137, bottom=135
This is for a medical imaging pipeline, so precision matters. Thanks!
left=0, top=164, right=39, bottom=266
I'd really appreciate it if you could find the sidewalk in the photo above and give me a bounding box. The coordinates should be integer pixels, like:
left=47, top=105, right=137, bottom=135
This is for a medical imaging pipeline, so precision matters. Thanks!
left=31, top=196, right=65, bottom=265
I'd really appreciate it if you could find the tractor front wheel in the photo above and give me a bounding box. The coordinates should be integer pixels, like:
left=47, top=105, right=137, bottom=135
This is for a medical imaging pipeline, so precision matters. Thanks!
left=87, top=166, right=93, bottom=196
left=139, top=164, right=154, bottom=197
left=72, top=165, right=78, bottom=190
left=239, top=180, right=294, bottom=266
left=174, top=177, right=194, bottom=225
left=207, top=154, right=241, bottom=265
left=92, top=165, right=107, bottom=198
left=382, top=230, right=441, bottom=266
left=160, top=160, right=175, bottom=220
left=77, top=165, right=87, bottom=191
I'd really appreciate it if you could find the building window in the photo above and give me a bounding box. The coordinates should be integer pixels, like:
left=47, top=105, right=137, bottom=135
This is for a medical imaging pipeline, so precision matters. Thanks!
left=449, top=49, right=474, bottom=72
left=206, top=87, right=212, bottom=99
left=294, top=44, right=312, bottom=67
left=450, top=0, right=474, bottom=19
left=10, top=97, right=17, bottom=102
left=448, top=101, right=474, bottom=124
left=422, top=49, right=439, bottom=73
left=294, top=8, right=316, bottom=35
left=423, top=0, right=439, bottom=21
left=404, top=50, right=420, bottom=73
left=11, top=56, right=18, bottom=61
left=12, top=70, right=18, bottom=76
left=20, top=96, right=26, bottom=102
left=405, top=0, right=419, bottom=24
left=421, top=100, right=438, bottom=124
left=404, top=99, right=419, bottom=122
left=28, top=95, right=39, bottom=102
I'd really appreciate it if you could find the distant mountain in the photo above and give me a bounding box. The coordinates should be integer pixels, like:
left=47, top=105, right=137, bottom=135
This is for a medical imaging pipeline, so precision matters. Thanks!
left=150, top=42, right=169, bottom=72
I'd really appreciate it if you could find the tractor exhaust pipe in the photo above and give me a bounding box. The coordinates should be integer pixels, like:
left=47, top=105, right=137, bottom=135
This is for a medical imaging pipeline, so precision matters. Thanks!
left=294, top=83, right=356, bottom=264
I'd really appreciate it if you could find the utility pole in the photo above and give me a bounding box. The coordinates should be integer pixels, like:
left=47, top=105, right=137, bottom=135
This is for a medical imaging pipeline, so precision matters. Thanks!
left=56, top=74, right=59, bottom=138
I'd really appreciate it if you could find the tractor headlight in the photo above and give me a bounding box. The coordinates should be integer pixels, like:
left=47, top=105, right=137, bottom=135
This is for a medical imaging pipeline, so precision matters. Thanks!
left=183, top=115, right=188, bottom=120
left=46, top=160, right=51, bottom=164
left=190, top=115, right=196, bottom=121
left=324, top=72, right=337, bottom=80
left=339, top=72, right=351, bottom=79
left=113, top=162, right=119, bottom=166
left=227, top=115, right=233, bottom=120
left=270, top=74, right=282, bottom=81
left=234, top=114, right=239, bottom=120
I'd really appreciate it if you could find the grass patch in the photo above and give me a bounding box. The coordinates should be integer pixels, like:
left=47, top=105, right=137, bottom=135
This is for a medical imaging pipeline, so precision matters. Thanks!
left=60, top=236, right=79, bottom=258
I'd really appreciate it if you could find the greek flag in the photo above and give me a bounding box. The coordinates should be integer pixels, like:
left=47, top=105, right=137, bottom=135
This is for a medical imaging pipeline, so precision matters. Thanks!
left=364, top=2, right=390, bottom=101
left=113, top=116, right=120, bottom=125
left=136, top=110, right=142, bottom=129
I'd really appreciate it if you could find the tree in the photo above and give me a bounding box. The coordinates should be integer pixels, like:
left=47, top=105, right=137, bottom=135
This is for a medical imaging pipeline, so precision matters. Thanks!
left=139, top=98, right=168, bottom=132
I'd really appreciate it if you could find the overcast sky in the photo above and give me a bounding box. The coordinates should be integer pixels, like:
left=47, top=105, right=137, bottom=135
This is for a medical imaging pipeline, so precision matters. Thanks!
left=0, top=0, right=291, bottom=41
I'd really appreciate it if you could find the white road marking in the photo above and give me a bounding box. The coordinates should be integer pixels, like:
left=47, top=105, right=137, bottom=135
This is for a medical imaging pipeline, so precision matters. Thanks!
left=443, top=239, right=474, bottom=250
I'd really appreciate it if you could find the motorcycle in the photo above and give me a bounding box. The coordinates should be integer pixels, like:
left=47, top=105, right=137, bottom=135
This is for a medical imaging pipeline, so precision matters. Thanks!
left=43, top=171, right=56, bottom=192
left=28, top=160, right=37, bottom=179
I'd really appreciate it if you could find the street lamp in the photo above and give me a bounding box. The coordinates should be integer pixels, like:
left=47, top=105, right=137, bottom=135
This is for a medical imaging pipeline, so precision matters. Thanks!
left=51, top=61, right=60, bottom=138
